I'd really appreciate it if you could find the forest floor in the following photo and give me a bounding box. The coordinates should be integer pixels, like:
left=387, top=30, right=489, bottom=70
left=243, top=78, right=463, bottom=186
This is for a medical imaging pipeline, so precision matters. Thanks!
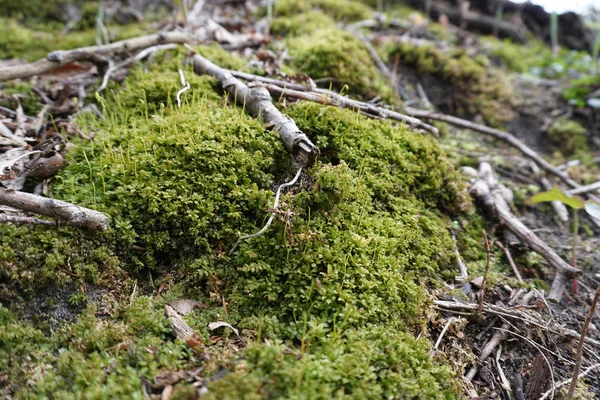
left=1, top=0, right=600, bottom=399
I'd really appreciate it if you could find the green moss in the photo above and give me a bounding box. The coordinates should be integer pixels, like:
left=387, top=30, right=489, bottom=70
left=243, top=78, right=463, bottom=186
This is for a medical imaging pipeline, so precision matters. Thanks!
left=287, top=28, right=395, bottom=102
left=273, top=0, right=373, bottom=22
left=2, top=41, right=468, bottom=397
left=547, top=118, right=588, bottom=155
left=271, top=11, right=336, bottom=37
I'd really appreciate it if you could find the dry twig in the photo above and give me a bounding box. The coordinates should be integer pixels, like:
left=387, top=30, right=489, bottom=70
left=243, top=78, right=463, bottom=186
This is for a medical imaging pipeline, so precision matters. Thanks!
left=0, top=187, right=109, bottom=230
left=566, top=285, right=600, bottom=400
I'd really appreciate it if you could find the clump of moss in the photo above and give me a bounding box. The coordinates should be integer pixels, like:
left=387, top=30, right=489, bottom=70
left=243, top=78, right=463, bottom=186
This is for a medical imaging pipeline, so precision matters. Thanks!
left=270, top=11, right=336, bottom=37
left=547, top=118, right=587, bottom=155
left=2, top=42, right=467, bottom=397
left=273, top=0, right=373, bottom=22
left=380, top=41, right=512, bottom=125
left=286, top=28, right=396, bottom=102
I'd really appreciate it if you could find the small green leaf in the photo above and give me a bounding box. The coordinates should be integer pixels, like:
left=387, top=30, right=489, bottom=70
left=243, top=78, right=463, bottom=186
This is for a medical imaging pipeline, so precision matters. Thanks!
left=584, top=202, right=600, bottom=219
left=530, top=187, right=585, bottom=209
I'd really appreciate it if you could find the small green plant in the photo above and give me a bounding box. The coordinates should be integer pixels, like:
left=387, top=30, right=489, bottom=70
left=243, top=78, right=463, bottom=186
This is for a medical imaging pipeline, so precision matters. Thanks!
left=530, top=187, right=600, bottom=294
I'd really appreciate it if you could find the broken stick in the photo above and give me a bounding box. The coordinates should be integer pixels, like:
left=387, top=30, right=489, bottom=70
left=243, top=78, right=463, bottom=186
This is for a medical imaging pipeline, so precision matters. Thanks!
left=0, top=188, right=109, bottom=231
left=469, top=162, right=581, bottom=302
left=0, top=32, right=193, bottom=83
left=192, top=53, right=319, bottom=166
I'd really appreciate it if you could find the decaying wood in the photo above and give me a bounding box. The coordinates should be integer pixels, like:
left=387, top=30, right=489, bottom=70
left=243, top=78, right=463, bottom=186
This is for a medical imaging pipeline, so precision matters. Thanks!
left=192, top=53, right=319, bottom=167
left=0, top=32, right=193, bottom=83
left=468, top=162, right=581, bottom=302
left=0, top=187, right=109, bottom=230
left=165, top=305, right=195, bottom=341
left=407, top=108, right=580, bottom=190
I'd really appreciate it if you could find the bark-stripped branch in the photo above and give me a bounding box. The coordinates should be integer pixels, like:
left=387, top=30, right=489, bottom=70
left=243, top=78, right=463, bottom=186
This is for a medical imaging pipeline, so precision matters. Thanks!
left=0, top=32, right=193, bottom=83
left=469, top=162, right=581, bottom=302
left=192, top=53, right=319, bottom=166
left=0, top=188, right=109, bottom=231
left=222, top=70, right=438, bottom=135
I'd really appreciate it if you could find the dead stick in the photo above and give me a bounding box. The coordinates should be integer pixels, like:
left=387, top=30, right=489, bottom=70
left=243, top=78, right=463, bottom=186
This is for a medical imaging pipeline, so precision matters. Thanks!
left=0, top=214, right=57, bottom=226
left=0, top=32, right=193, bottom=83
left=192, top=54, right=318, bottom=166
left=405, top=107, right=580, bottom=189
left=496, top=241, right=524, bottom=283
left=0, top=188, right=108, bottom=231
left=566, top=285, right=600, bottom=400
left=478, top=229, right=491, bottom=314
left=260, top=83, right=439, bottom=136
left=225, top=71, right=439, bottom=135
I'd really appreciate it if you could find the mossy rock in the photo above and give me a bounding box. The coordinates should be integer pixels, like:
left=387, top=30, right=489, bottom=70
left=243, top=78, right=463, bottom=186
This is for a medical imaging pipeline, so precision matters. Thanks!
left=0, top=42, right=468, bottom=397
left=270, top=11, right=337, bottom=37
left=547, top=118, right=587, bottom=155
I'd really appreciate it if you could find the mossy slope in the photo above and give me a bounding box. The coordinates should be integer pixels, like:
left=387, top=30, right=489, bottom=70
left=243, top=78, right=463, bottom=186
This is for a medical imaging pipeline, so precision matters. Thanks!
left=1, top=28, right=465, bottom=400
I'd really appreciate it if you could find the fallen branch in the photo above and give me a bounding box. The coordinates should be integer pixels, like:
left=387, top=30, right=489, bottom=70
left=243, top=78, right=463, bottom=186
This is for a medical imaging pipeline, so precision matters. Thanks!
left=406, top=107, right=579, bottom=189
left=469, top=162, right=581, bottom=302
left=192, top=53, right=319, bottom=166
left=224, top=70, right=439, bottom=135
left=0, top=32, right=193, bottom=83
left=0, top=188, right=109, bottom=231
left=96, top=43, right=179, bottom=93
left=0, top=214, right=57, bottom=226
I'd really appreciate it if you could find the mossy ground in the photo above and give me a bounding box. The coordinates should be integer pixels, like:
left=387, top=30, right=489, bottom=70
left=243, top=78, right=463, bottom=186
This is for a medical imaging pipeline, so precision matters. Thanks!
left=0, top=33, right=475, bottom=397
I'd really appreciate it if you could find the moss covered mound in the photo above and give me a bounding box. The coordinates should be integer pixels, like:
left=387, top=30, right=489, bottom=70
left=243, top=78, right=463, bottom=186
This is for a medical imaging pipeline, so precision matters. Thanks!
left=1, top=44, right=464, bottom=397
left=285, top=29, right=396, bottom=103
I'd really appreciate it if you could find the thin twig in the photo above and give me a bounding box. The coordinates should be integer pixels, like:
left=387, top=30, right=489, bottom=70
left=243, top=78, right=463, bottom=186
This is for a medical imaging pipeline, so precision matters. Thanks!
left=96, top=44, right=180, bottom=93
left=230, top=167, right=303, bottom=254
left=478, top=229, right=491, bottom=314
left=496, top=241, right=523, bottom=283
left=176, top=69, right=190, bottom=107
left=430, top=317, right=454, bottom=357
left=0, top=32, right=192, bottom=83
left=451, top=229, right=468, bottom=280
left=566, top=285, right=600, bottom=400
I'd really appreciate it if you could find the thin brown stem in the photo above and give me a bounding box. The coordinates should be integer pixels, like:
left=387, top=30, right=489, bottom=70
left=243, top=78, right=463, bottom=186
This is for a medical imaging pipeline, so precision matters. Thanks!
left=566, top=285, right=600, bottom=400
left=478, top=229, right=492, bottom=314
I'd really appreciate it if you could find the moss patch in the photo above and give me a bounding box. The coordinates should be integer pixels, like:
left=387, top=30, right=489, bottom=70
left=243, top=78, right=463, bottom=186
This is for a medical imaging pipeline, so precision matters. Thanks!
left=286, top=28, right=396, bottom=102
left=0, top=37, right=470, bottom=396
left=547, top=118, right=587, bottom=155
